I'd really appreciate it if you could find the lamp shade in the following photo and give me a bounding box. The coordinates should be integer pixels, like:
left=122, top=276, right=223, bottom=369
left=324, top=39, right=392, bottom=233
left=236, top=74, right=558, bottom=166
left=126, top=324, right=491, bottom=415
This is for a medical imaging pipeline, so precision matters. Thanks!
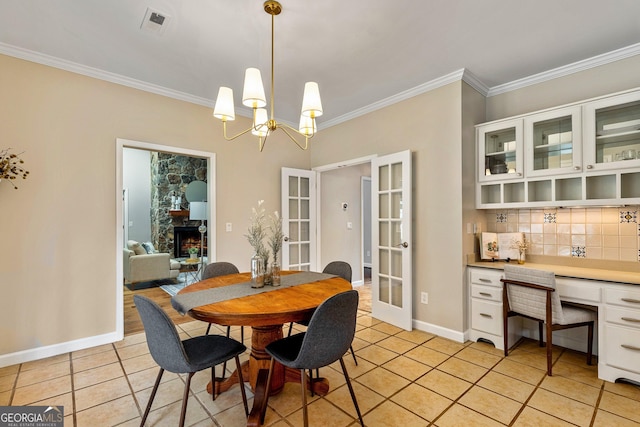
left=242, top=68, right=267, bottom=108
left=189, top=202, right=207, bottom=221
left=252, top=108, right=269, bottom=137
left=298, top=115, right=316, bottom=136
left=301, top=82, right=323, bottom=118
left=213, top=87, right=235, bottom=121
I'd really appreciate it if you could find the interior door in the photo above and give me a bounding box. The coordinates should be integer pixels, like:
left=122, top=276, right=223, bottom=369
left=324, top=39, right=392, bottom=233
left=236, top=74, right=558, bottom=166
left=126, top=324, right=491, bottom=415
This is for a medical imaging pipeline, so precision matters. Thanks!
left=371, top=150, right=413, bottom=330
left=281, top=168, right=317, bottom=271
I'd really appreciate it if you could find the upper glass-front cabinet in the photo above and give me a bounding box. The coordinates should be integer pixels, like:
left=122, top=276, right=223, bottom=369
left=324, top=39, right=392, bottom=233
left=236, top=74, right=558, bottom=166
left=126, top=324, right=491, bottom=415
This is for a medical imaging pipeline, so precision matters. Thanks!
left=584, top=91, right=640, bottom=171
left=524, top=106, right=582, bottom=177
left=477, top=119, right=523, bottom=182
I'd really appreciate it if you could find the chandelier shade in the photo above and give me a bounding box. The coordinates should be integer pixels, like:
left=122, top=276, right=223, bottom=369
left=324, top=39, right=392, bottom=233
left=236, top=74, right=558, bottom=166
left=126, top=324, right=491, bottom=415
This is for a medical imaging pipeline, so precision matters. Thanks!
left=212, top=0, right=322, bottom=152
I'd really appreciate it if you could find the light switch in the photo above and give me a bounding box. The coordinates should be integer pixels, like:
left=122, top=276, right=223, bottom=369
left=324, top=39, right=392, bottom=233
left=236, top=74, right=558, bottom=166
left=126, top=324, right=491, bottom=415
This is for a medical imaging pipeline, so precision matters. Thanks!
left=347, top=222, right=353, bottom=230
left=226, top=223, right=232, bottom=232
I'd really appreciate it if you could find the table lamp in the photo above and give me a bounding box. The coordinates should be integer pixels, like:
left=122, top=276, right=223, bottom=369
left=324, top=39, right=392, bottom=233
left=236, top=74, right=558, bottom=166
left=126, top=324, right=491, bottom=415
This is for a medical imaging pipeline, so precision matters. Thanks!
left=189, top=201, right=207, bottom=261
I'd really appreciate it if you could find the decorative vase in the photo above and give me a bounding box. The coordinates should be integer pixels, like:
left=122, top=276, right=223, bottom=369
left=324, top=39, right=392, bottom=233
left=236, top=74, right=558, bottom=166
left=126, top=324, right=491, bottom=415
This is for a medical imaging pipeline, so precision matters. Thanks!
left=271, top=261, right=281, bottom=286
left=251, top=253, right=265, bottom=288
left=517, top=252, right=525, bottom=264
left=190, top=253, right=198, bottom=260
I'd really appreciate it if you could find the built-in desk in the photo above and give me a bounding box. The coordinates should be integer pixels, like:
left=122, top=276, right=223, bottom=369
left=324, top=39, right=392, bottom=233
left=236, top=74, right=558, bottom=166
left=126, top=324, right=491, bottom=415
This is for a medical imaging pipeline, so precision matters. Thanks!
left=467, top=259, right=640, bottom=383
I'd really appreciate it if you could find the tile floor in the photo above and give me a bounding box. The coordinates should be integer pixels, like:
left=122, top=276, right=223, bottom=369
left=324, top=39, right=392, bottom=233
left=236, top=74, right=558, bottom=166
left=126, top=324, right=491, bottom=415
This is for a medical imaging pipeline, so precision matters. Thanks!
left=1, top=309, right=640, bottom=426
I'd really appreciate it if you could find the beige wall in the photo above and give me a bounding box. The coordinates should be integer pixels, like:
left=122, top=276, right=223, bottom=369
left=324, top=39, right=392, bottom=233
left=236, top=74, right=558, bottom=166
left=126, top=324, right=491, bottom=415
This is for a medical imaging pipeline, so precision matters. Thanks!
left=311, top=82, right=471, bottom=332
left=0, top=54, right=308, bottom=357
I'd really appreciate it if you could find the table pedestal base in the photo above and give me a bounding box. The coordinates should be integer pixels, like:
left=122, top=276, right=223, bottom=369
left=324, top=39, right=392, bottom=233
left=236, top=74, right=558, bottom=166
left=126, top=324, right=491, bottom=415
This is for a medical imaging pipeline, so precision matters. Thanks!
left=205, top=324, right=330, bottom=426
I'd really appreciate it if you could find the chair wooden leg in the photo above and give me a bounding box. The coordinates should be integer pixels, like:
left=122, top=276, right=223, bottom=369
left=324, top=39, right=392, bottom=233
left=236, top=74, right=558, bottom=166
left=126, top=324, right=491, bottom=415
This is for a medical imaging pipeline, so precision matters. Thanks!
left=586, top=321, right=594, bottom=365
left=260, top=358, right=276, bottom=424
left=538, top=321, right=544, bottom=347
left=546, top=321, right=553, bottom=376
left=235, top=355, right=249, bottom=416
left=503, top=314, right=509, bottom=357
left=339, top=357, right=364, bottom=426
left=300, top=369, right=309, bottom=427
left=140, top=368, right=164, bottom=427
left=179, top=372, right=195, bottom=427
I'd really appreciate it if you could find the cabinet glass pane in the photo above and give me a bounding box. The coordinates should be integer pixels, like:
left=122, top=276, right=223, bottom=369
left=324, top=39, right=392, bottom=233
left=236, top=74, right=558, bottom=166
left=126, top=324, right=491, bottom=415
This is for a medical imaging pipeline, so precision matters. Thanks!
left=532, top=116, right=573, bottom=171
left=288, top=176, right=298, bottom=197
left=595, top=100, right=640, bottom=164
left=484, top=127, right=517, bottom=176
left=621, top=172, right=640, bottom=198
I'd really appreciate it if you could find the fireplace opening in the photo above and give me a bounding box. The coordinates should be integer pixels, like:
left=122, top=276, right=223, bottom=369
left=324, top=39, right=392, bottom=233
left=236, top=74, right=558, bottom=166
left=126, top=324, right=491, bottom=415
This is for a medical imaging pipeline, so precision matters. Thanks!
left=174, top=226, right=207, bottom=258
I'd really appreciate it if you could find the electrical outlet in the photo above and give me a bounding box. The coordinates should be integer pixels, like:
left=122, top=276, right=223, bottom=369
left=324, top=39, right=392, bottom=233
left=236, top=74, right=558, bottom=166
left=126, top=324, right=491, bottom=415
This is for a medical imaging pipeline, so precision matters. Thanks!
left=421, top=292, right=428, bottom=304
left=225, top=223, right=232, bottom=232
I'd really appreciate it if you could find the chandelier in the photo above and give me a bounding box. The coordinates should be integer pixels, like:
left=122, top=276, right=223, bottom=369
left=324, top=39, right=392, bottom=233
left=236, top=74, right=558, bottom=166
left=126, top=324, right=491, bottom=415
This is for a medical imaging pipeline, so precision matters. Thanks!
left=213, top=0, right=323, bottom=152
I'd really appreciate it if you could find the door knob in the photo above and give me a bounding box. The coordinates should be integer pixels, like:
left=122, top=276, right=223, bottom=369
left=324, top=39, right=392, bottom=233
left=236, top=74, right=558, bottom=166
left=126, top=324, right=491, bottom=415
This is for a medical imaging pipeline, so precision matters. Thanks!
left=283, top=236, right=289, bottom=242
left=396, top=242, right=408, bottom=248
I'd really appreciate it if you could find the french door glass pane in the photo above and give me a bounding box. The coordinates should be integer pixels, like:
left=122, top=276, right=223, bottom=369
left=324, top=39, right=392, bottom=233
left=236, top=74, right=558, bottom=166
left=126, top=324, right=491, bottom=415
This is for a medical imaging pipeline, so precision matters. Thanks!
left=288, top=222, right=299, bottom=242
left=391, top=280, right=403, bottom=307
left=379, top=277, right=390, bottom=304
left=289, top=199, right=299, bottom=219
left=391, top=162, right=403, bottom=189
left=379, top=165, right=389, bottom=191
left=300, top=177, right=310, bottom=197
left=289, top=176, right=298, bottom=197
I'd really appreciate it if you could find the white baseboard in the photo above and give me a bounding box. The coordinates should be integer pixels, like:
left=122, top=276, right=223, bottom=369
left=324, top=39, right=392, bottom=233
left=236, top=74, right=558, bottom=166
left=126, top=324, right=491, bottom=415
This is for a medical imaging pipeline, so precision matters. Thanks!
left=413, top=319, right=466, bottom=343
left=0, top=332, right=122, bottom=368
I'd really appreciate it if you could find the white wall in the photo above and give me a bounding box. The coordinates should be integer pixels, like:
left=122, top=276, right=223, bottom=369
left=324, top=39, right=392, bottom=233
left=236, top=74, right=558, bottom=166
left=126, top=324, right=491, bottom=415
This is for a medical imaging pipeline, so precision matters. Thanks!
left=123, top=148, right=151, bottom=244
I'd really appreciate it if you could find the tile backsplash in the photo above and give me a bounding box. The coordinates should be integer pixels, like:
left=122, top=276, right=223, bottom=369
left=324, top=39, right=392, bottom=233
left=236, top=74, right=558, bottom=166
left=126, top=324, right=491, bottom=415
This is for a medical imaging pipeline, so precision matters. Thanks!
left=483, top=206, right=640, bottom=262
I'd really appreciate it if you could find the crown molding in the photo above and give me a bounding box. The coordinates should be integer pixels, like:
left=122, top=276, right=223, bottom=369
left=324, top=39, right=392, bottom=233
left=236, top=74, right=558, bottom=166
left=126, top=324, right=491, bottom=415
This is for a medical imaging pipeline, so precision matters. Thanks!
left=487, top=42, right=640, bottom=97
left=0, top=42, right=214, bottom=108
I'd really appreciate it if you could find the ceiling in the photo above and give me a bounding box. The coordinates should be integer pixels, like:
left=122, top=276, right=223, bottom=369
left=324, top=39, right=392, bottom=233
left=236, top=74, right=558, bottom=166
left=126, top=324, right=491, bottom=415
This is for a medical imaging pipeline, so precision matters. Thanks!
left=1, top=0, right=640, bottom=128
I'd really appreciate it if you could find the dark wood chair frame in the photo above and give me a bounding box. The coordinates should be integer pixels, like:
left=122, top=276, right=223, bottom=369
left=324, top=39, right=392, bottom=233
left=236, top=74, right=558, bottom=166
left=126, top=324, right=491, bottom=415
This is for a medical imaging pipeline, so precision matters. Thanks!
left=501, top=278, right=594, bottom=376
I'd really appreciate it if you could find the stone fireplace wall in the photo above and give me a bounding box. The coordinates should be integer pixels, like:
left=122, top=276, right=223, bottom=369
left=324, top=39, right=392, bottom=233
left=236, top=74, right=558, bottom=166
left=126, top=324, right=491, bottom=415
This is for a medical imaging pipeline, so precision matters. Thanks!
left=150, top=152, right=207, bottom=256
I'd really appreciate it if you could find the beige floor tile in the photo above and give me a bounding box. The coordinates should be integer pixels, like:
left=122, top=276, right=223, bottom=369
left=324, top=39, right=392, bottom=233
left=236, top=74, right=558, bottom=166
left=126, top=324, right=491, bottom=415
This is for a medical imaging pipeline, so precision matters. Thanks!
left=391, top=383, right=453, bottom=422
left=115, top=341, right=150, bottom=360
left=434, top=403, right=505, bottom=427
left=492, top=358, right=546, bottom=385
left=20, top=354, right=69, bottom=371
left=72, top=349, right=119, bottom=373
left=75, top=376, right=133, bottom=411
left=504, top=349, right=554, bottom=372
left=356, top=367, right=410, bottom=397
left=423, top=336, right=467, bottom=355
left=539, top=374, right=601, bottom=405
left=265, top=382, right=310, bottom=418
left=455, top=346, right=502, bottom=369
left=558, top=347, right=597, bottom=367
left=404, top=345, right=450, bottom=367
left=593, top=408, right=640, bottom=427
left=355, top=316, right=381, bottom=328
left=416, top=369, right=472, bottom=401
left=604, top=381, right=640, bottom=401
left=0, top=365, right=19, bottom=377
left=12, top=375, right=71, bottom=405
left=363, top=400, right=427, bottom=427
left=354, top=344, right=397, bottom=365
left=382, top=355, right=431, bottom=381
left=376, top=336, right=417, bottom=354
left=285, top=398, right=355, bottom=427
left=72, top=343, right=115, bottom=358
left=113, top=331, right=147, bottom=348
left=325, top=381, right=384, bottom=418
left=31, top=392, right=74, bottom=415
left=135, top=376, right=186, bottom=411
left=0, top=373, right=16, bottom=392
left=73, top=361, right=124, bottom=389
left=459, top=385, right=522, bottom=424
left=371, top=322, right=403, bottom=335
left=438, top=357, right=488, bottom=383
left=477, top=371, right=535, bottom=403
left=120, top=352, right=157, bottom=375
left=0, top=390, right=10, bottom=405
left=212, top=401, right=253, bottom=427
left=527, top=388, right=595, bottom=426
left=126, top=366, right=180, bottom=392
left=395, top=329, right=435, bottom=344
left=329, top=355, right=376, bottom=379
left=512, top=406, right=576, bottom=426
left=354, top=327, right=388, bottom=344
left=598, top=391, right=640, bottom=423
left=75, top=395, right=140, bottom=427
left=551, top=359, right=603, bottom=388
left=468, top=340, right=505, bottom=357
left=15, top=360, right=70, bottom=388
left=196, top=385, right=251, bottom=416
left=143, top=395, right=209, bottom=427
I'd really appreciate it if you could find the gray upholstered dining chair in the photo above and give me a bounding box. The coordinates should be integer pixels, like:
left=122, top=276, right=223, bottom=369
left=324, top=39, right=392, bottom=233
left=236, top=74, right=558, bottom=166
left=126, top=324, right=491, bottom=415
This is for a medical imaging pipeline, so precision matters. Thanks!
left=501, top=264, right=596, bottom=376
left=287, top=261, right=358, bottom=365
left=202, top=262, right=243, bottom=339
left=134, top=295, right=248, bottom=427
left=261, top=290, right=364, bottom=427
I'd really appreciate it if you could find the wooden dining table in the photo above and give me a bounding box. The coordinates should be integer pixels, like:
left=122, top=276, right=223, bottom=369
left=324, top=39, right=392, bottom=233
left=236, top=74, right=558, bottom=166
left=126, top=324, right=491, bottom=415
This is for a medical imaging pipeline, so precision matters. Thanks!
left=173, top=270, right=352, bottom=427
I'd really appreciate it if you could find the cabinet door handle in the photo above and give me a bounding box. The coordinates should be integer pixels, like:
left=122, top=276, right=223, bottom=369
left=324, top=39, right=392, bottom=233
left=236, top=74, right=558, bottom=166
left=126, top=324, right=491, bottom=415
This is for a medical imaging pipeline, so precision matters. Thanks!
left=586, top=164, right=594, bottom=169
left=479, top=278, right=492, bottom=283
left=621, top=344, right=640, bottom=351
left=480, top=313, right=492, bottom=318
left=573, top=166, right=580, bottom=171
left=621, top=317, right=640, bottom=323
left=479, top=292, right=492, bottom=297
left=621, top=298, right=640, bottom=304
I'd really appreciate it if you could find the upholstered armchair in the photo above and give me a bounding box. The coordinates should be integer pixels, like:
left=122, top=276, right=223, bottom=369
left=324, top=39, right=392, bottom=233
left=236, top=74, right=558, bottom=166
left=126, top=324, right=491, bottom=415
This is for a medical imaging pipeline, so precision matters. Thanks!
left=123, top=240, right=180, bottom=289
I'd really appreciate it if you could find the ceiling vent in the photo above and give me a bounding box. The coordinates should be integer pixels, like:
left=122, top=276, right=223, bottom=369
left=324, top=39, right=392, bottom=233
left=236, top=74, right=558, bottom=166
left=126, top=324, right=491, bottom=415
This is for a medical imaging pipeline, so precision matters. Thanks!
left=140, top=7, right=171, bottom=35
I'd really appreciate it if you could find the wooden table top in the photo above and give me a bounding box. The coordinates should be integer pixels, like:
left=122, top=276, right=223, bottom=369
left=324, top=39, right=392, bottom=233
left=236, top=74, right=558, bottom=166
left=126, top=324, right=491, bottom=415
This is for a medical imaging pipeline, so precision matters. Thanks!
left=177, top=271, right=352, bottom=327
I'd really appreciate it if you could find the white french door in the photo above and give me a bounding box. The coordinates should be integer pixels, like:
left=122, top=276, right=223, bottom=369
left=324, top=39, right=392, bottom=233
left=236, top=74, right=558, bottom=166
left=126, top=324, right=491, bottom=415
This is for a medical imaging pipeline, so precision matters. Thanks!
left=281, top=167, right=317, bottom=272
left=371, top=150, right=413, bottom=330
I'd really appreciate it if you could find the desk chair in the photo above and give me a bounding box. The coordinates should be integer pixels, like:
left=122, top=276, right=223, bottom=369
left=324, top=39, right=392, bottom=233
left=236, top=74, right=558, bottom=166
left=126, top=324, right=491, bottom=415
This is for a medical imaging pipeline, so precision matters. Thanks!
left=501, top=265, right=596, bottom=376
left=262, top=290, right=364, bottom=427
left=134, top=295, right=248, bottom=427
left=288, top=261, right=358, bottom=366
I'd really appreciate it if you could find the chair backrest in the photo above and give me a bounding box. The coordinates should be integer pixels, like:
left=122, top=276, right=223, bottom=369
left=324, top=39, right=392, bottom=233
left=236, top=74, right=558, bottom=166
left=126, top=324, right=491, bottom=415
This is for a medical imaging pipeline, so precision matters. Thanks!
left=202, top=262, right=239, bottom=280
left=322, top=261, right=352, bottom=283
left=133, top=295, right=191, bottom=373
left=293, top=290, right=359, bottom=369
left=503, top=265, right=565, bottom=324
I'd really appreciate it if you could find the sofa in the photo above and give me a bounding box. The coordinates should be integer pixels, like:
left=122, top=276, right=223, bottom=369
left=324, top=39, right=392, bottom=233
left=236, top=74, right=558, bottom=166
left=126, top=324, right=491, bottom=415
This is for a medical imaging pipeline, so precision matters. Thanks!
left=123, top=240, right=181, bottom=289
